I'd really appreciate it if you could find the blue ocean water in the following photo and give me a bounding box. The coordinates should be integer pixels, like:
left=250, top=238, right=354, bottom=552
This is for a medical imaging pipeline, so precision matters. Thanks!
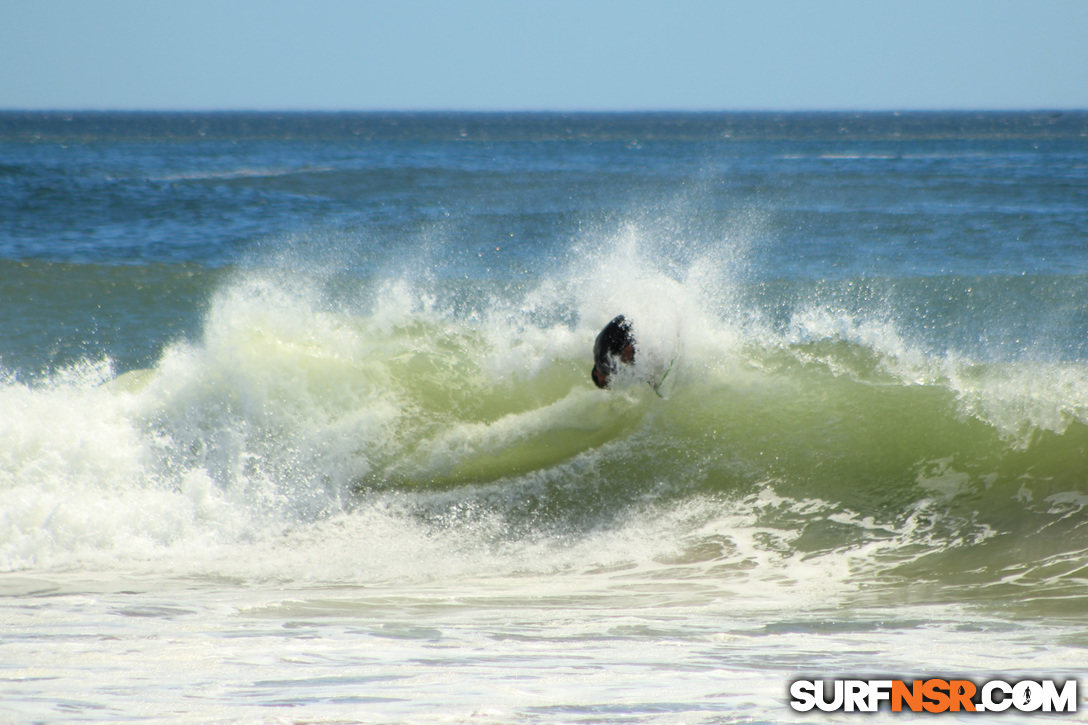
left=1, top=112, right=1088, bottom=722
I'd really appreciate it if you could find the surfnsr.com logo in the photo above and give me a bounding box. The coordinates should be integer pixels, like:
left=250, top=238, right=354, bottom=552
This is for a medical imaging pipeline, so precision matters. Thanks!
left=789, top=678, right=1078, bottom=713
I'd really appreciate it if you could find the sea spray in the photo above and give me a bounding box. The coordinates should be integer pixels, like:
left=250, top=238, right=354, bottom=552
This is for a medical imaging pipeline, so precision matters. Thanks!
left=1, top=224, right=1085, bottom=617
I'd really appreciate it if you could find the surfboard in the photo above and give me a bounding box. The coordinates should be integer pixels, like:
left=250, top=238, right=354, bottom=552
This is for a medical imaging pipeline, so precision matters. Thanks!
left=649, top=337, right=680, bottom=398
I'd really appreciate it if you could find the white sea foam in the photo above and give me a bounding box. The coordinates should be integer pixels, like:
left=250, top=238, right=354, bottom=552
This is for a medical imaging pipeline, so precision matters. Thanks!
left=1, top=223, right=1085, bottom=603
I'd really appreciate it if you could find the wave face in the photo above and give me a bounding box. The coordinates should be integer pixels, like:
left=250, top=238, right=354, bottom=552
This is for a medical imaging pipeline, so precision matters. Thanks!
left=3, top=231, right=1088, bottom=618
left=2, top=112, right=1088, bottom=622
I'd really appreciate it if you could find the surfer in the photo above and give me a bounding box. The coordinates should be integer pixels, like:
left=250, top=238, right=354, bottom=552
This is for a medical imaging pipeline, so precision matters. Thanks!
left=591, top=315, right=636, bottom=389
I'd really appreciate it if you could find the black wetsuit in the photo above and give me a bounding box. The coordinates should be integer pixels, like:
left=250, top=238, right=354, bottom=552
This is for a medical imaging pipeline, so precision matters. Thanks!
left=592, top=315, right=635, bottom=388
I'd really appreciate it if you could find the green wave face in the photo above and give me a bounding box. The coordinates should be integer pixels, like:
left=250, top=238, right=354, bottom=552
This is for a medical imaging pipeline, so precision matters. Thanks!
left=6, top=260, right=1088, bottom=615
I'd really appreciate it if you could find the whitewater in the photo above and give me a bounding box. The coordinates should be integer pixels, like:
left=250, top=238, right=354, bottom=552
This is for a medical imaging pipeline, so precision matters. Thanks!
left=1, top=112, right=1087, bottom=723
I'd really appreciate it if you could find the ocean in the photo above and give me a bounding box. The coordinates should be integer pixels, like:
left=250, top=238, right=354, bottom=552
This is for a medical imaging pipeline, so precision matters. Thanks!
left=1, top=111, right=1088, bottom=723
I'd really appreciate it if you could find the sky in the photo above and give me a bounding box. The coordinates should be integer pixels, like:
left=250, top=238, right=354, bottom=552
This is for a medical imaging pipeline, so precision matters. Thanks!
left=1, top=0, right=1086, bottom=112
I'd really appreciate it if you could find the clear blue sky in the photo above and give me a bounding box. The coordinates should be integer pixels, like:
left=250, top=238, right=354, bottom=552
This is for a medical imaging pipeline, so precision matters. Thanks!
left=2, top=0, right=1086, bottom=111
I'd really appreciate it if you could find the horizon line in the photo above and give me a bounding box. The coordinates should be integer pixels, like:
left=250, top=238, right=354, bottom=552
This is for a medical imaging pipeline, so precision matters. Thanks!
left=2, top=107, right=1085, bottom=115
